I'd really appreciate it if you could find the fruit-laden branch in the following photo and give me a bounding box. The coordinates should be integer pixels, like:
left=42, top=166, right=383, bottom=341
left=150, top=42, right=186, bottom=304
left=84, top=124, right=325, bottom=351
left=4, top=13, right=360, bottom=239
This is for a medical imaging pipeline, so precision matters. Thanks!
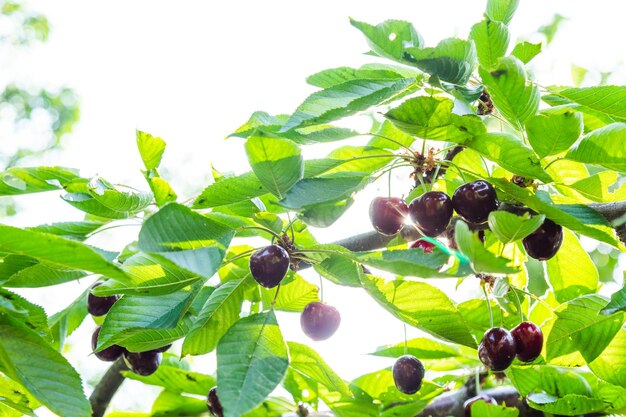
left=89, top=200, right=626, bottom=416
left=90, top=358, right=128, bottom=417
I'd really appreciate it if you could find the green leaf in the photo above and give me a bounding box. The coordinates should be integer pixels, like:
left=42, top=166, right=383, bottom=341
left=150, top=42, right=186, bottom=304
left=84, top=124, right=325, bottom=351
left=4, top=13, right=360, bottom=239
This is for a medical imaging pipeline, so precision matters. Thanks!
left=281, top=78, right=415, bottom=132
left=193, top=171, right=266, bottom=209
left=138, top=203, right=235, bottom=278
left=261, top=272, right=319, bottom=312
left=360, top=274, right=476, bottom=347
left=97, top=290, right=194, bottom=350
left=525, top=108, right=583, bottom=158
left=150, top=391, right=207, bottom=417
left=602, top=285, right=626, bottom=316
left=278, top=173, right=370, bottom=209
left=148, top=176, right=177, bottom=207
left=0, top=254, right=87, bottom=287
left=29, top=220, right=105, bottom=241
left=385, top=96, right=486, bottom=143
left=468, top=133, right=551, bottom=181
left=0, top=376, right=39, bottom=417
left=455, top=221, right=518, bottom=274
left=182, top=277, right=250, bottom=356
left=486, top=0, right=520, bottom=25
left=470, top=401, right=519, bottom=417
left=94, top=253, right=202, bottom=296
left=406, top=38, right=477, bottom=85
left=491, top=178, right=618, bottom=246
left=86, top=177, right=153, bottom=213
left=470, top=20, right=510, bottom=69
left=311, top=245, right=362, bottom=287
left=371, top=337, right=462, bottom=360
left=104, top=316, right=192, bottom=352
left=546, top=86, right=626, bottom=121
left=527, top=393, right=605, bottom=415
left=0, top=317, right=91, bottom=417
left=0, top=166, right=79, bottom=196
left=589, top=329, right=626, bottom=388
left=511, top=41, right=542, bottom=64
left=547, top=295, right=624, bottom=364
left=300, top=198, right=354, bottom=228
left=354, top=248, right=452, bottom=278
left=0, top=289, right=49, bottom=337
left=479, top=56, right=540, bottom=127
left=306, top=65, right=410, bottom=88
left=488, top=211, right=545, bottom=244
left=216, top=311, right=289, bottom=417
left=567, top=171, right=626, bottom=203
left=0, top=224, right=129, bottom=281
left=136, top=130, right=166, bottom=171
left=48, top=289, right=89, bottom=350
left=288, top=342, right=351, bottom=396
left=245, top=136, right=303, bottom=198
left=566, top=123, right=626, bottom=171
left=349, top=19, right=423, bottom=63
left=546, top=229, right=598, bottom=303
left=507, top=365, right=592, bottom=397
left=123, top=359, right=215, bottom=395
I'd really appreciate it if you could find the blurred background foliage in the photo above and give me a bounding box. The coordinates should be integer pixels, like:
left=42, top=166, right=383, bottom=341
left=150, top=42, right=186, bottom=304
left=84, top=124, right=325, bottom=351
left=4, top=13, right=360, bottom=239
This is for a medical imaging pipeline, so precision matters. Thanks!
left=0, top=0, right=80, bottom=216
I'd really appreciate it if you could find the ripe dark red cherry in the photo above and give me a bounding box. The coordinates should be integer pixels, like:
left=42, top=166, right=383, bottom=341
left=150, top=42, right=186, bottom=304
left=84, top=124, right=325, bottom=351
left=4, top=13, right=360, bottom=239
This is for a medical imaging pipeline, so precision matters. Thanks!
left=87, top=282, right=119, bottom=316
left=478, top=327, right=516, bottom=371
left=124, top=350, right=162, bottom=376
left=207, top=387, right=223, bottom=417
left=300, top=302, right=341, bottom=341
left=511, top=321, right=543, bottom=362
left=392, top=355, right=425, bottom=394
left=249, top=245, right=290, bottom=288
left=410, top=239, right=435, bottom=253
left=369, top=197, right=409, bottom=236
left=464, top=394, right=497, bottom=416
left=522, top=219, right=563, bottom=261
left=409, top=191, right=453, bottom=237
left=91, top=327, right=125, bottom=362
left=452, top=180, right=498, bottom=224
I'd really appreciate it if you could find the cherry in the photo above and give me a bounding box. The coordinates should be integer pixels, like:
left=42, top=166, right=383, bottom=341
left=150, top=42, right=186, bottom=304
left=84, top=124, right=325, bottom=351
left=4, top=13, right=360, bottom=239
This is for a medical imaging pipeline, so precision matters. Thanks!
left=300, top=302, right=340, bottom=341
left=464, top=394, right=497, bottom=417
left=249, top=245, right=290, bottom=288
left=409, top=191, right=453, bottom=237
left=369, top=197, right=409, bottom=236
left=87, top=282, right=119, bottom=316
left=478, top=327, right=516, bottom=371
left=124, top=350, right=162, bottom=376
left=410, top=239, right=435, bottom=253
left=392, top=355, right=425, bottom=394
left=91, top=327, right=125, bottom=362
left=511, top=321, right=543, bottom=362
left=522, top=219, right=563, bottom=261
left=207, top=387, right=223, bottom=417
left=452, top=180, right=498, bottom=224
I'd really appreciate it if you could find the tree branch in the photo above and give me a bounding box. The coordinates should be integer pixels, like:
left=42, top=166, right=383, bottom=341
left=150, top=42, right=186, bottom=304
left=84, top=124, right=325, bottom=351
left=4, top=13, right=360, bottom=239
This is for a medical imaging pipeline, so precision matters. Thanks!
left=88, top=200, right=626, bottom=416
left=90, top=358, right=128, bottom=417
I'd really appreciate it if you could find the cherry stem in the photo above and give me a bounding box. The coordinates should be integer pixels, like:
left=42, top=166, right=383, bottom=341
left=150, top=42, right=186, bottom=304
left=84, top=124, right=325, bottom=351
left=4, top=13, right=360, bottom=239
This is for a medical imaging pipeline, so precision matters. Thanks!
left=482, top=285, right=494, bottom=328
left=514, top=286, right=553, bottom=311
left=223, top=248, right=258, bottom=265
left=286, top=211, right=296, bottom=243
left=271, top=284, right=281, bottom=309
left=239, top=225, right=285, bottom=244
left=319, top=274, right=324, bottom=302
left=439, top=160, right=468, bottom=182
left=403, top=324, right=408, bottom=356
left=86, top=222, right=141, bottom=238
left=512, top=287, right=525, bottom=323
left=543, top=156, right=564, bottom=171
left=475, top=366, right=482, bottom=394
left=363, top=132, right=415, bottom=155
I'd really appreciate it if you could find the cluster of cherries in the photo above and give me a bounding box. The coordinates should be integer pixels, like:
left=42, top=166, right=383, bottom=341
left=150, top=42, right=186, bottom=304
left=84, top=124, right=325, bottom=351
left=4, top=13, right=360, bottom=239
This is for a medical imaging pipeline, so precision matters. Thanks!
left=249, top=243, right=341, bottom=342
left=88, top=282, right=170, bottom=376
left=369, top=179, right=564, bottom=261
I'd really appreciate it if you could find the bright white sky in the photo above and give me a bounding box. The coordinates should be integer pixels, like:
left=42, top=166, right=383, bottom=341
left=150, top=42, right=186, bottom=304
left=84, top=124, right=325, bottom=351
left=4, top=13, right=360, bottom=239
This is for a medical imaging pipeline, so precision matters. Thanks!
left=8, top=0, right=626, bottom=415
